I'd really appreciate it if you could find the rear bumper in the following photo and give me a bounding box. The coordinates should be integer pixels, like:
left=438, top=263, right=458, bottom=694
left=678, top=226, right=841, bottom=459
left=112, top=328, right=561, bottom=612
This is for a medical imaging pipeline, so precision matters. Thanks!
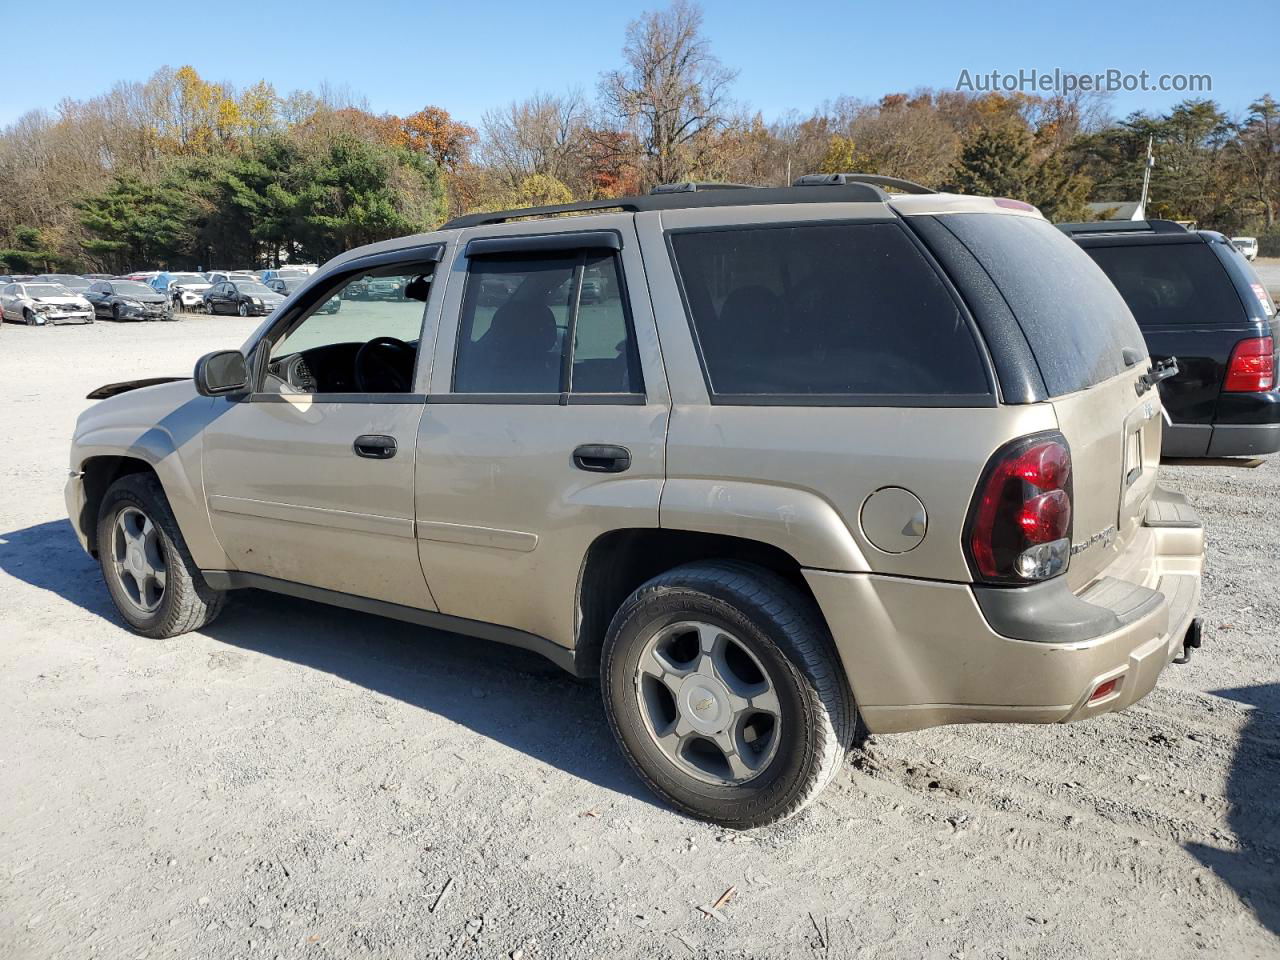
left=1165, top=391, right=1280, bottom=457
left=806, top=487, right=1203, bottom=734
left=1206, top=422, right=1280, bottom=457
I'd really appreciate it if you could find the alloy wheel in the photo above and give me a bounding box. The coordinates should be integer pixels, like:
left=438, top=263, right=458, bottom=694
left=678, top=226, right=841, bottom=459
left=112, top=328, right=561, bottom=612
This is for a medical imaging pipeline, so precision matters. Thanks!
left=110, top=506, right=167, bottom=614
left=635, top=620, right=782, bottom=785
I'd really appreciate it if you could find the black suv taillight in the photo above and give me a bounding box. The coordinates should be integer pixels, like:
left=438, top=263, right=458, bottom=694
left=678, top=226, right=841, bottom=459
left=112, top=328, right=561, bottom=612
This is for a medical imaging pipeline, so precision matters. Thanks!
left=966, top=432, right=1073, bottom=584
left=1223, top=336, right=1275, bottom=392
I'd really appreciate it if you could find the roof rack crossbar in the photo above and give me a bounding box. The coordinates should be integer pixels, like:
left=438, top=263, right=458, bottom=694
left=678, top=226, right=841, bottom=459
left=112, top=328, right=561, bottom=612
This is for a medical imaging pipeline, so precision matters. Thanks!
left=441, top=183, right=890, bottom=230
left=649, top=181, right=756, bottom=194
left=793, top=172, right=936, bottom=195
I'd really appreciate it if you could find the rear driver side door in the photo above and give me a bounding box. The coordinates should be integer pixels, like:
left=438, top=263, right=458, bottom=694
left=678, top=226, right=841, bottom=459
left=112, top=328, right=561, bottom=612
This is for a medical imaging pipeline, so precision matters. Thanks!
left=413, top=217, right=669, bottom=649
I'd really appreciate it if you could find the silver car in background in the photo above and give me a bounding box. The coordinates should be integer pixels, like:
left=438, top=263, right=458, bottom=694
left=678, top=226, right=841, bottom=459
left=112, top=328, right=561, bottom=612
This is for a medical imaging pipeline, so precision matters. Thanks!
left=0, top=281, right=94, bottom=325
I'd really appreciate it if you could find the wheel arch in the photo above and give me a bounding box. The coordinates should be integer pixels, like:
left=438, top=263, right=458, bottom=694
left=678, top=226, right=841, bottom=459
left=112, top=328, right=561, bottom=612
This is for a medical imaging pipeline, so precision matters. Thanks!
left=78, top=455, right=156, bottom=555
left=572, top=528, right=827, bottom=678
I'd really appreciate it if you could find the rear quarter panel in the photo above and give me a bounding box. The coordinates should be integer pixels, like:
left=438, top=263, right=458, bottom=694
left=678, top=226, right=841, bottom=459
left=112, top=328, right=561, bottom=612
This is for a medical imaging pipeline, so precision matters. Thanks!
left=635, top=206, right=1059, bottom=579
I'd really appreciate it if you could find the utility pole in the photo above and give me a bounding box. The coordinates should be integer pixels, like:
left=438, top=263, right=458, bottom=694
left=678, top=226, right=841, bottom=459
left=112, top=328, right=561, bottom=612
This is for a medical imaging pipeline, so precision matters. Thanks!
left=1134, top=136, right=1154, bottom=220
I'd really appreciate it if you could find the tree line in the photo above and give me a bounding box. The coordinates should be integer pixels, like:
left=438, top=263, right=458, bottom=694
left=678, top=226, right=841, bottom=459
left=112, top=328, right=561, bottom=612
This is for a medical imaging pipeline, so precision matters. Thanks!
left=1, top=0, right=1277, bottom=273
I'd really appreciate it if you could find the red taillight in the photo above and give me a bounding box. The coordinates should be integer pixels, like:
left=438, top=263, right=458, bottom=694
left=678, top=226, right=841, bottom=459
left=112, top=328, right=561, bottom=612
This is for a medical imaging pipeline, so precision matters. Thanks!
left=1017, top=490, right=1072, bottom=542
left=968, top=434, right=1073, bottom=583
left=1223, top=336, right=1275, bottom=392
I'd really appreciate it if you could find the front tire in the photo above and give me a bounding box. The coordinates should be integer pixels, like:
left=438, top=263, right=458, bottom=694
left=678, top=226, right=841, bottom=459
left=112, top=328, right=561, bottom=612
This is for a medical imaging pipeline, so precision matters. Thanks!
left=237, top=302, right=248, bottom=317
left=23, top=309, right=41, bottom=326
left=96, top=473, right=225, bottom=638
left=601, top=561, right=855, bottom=828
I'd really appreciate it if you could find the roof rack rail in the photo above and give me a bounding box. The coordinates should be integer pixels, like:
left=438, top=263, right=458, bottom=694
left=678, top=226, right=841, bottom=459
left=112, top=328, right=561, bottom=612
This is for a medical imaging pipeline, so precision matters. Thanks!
left=793, top=172, right=936, bottom=195
left=649, top=181, right=756, bottom=194
left=440, top=182, right=890, bottom=229
left=1055, top=219, right=1188, bottom=237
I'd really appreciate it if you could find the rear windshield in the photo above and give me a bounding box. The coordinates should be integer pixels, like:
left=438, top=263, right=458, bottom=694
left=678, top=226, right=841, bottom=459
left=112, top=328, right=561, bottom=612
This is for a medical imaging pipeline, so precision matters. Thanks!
left=668, top=222, right=991, bottom=399
left=939, top=214, right=1145, bottom=397
left=1083, top=242, right=1247, bottom=327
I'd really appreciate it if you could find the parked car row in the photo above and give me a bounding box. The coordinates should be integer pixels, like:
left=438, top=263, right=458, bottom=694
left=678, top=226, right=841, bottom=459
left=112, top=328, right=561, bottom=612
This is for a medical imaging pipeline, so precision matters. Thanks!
left=0, top=265, right=320, bottom=326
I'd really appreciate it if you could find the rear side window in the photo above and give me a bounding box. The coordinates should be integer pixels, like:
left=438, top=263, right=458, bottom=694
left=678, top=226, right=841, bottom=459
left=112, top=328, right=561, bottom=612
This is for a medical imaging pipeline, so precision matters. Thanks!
left=668, top=222, right=990, bottom=400
left=1083, top=242, right=1247, bottom=327
left=453, top=251, right=642, bottom=396
left=939, top=214, right=1145, bottom=397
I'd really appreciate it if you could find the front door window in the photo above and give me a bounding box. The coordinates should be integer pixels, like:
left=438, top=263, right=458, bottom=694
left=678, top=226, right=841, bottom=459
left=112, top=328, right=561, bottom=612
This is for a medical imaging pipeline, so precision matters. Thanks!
left=266, top=269, right=434, bottom=395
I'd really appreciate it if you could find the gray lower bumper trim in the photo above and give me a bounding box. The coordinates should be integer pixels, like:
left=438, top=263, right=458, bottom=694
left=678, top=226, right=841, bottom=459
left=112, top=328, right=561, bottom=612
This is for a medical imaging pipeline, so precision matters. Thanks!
left=1162, top=423, right=1211, bottom=458
left=1205, top=422, right=1280, bottom=457
left=973, top=575, right=1162, bottom=644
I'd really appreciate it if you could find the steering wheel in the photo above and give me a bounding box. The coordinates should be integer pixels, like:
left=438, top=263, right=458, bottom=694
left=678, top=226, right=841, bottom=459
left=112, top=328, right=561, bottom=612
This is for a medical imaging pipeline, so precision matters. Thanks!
left=354, top=336, right=416, bottom=393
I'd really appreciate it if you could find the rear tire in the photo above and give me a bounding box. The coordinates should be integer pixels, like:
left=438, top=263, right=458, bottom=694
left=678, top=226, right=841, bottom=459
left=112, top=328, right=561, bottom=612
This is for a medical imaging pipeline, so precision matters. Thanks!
left=601, top=561, right=855, bottom=828
left=96, top=473, right=225, bottom=638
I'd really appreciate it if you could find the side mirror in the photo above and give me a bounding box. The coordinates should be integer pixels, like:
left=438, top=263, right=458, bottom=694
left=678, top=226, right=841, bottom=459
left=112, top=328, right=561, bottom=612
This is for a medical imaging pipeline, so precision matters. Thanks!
left=194, top=350, right=249, bottom=397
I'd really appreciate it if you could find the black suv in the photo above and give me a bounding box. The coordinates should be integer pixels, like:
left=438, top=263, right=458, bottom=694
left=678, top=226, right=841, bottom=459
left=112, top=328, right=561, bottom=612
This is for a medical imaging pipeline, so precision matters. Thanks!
left=1060, top=220, right=1278, bottom=457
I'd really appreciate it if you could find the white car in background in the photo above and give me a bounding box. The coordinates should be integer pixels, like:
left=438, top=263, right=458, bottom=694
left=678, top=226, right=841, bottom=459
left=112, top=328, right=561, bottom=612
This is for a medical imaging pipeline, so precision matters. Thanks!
left=152, top=272, right=212, bottom=311
left=1231, top=236, right=1259, bottom=261
left=0, top=281, right=94, bottom=325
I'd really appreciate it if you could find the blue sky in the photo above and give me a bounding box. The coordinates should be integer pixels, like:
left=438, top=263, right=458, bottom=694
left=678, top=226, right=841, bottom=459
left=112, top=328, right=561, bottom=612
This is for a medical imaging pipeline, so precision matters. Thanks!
left=1, top=0, right=1271, bottom=128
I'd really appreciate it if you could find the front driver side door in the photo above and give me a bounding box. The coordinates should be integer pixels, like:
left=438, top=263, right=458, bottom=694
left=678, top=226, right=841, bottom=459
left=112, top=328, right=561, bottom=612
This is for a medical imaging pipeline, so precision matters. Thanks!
left=200, top=246, right=446, bottom=610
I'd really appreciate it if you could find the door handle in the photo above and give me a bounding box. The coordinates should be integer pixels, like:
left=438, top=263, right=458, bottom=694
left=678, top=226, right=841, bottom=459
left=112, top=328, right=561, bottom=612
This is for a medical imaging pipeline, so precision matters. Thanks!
left=573, top=444, right=631, bottom=473
left=354, top=435, right=397, bottom=459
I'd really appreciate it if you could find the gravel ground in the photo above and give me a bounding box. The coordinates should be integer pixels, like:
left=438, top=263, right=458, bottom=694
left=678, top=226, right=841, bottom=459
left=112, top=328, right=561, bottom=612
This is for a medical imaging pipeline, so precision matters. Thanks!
left=1, top=316, right=1278, bottom=959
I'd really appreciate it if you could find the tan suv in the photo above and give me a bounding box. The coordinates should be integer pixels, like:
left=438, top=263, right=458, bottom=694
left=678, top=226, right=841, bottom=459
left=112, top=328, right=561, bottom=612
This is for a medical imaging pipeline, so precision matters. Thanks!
left=66, top=175, right=1205, bottom=827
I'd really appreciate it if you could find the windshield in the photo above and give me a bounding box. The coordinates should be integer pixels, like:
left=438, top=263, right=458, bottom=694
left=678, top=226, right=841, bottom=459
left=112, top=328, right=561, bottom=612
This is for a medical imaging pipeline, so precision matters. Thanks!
left=171, top=274, right=207, bottom=284
left=113, top=282, right=156, bottom=297
left=236, top=282, right=275, bottom=296
left=27, top=284, right=70, bottom=297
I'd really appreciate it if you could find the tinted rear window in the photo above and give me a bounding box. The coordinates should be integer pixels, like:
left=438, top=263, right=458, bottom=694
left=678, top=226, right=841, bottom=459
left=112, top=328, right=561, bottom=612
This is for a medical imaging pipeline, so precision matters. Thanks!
left=939, top=214, right=1144, bottom=397
left=668, top=222, right=990, bottom=399
left=1083, top=242, right=1246, bottom=327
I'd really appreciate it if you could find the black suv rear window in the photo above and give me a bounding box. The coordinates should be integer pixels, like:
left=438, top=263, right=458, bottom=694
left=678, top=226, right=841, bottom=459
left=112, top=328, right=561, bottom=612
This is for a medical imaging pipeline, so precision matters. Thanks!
left=668, top=222, right=990, bottom=400
left=939, top=214, right=1145, bottom=397
left=1082, top=242, right=1246, bottom=328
